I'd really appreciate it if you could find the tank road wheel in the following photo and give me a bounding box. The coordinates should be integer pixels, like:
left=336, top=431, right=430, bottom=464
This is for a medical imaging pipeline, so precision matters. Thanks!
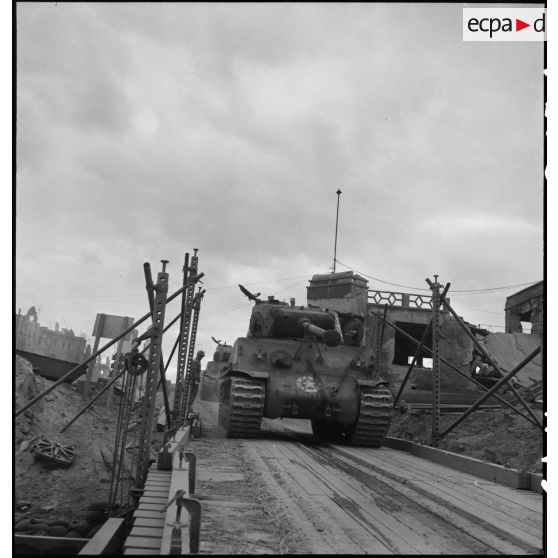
left=311, top=419, right=347, bottom=443
left=219, top=377, right=265, bottom=438
left=349, top=386, right=394, bottom=448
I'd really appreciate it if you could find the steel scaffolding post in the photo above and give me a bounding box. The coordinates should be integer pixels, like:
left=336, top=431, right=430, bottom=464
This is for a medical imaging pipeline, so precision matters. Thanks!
left=172, top=251, right=198, bottom=425
left=135, top=262, right=169, bottom=489
left=429, top=276, right=442, bottom=447
left=393, top=283, right=451, bottom=408
left=180, top=287, right=205, bottom=422
left=374, top=305, right=388, bottom=374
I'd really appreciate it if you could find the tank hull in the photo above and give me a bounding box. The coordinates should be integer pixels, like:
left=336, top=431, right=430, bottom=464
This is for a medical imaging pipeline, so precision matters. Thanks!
left=224, top=337, right=383, bottom=425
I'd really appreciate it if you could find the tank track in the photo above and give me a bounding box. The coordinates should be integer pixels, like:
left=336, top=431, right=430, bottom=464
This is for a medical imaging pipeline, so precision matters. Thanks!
left=350, top=386, right=394, bottom=447
left=219, top=377, right=265, bottom=438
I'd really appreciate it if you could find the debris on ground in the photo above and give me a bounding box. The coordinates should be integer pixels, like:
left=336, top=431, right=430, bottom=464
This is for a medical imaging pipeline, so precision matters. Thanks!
left=389, top=407, right=543, bottom=473
left=32, top=437, right=76, bottom=468
left=14, top=356, right=129, bottom=532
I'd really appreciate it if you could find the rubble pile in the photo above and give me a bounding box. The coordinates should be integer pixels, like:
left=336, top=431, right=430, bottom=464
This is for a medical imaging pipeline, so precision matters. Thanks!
left=14, top=356, right=127, bottom=535
left=389, top=407, right=543, bottom=474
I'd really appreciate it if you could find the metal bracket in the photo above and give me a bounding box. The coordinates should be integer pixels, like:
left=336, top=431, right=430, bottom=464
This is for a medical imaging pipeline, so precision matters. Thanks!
left=178, top=450, right=197, bottom=494
left=161, top=490, right=201, bottom=554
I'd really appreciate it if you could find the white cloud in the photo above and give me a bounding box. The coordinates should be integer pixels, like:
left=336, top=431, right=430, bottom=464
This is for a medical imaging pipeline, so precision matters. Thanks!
left=16, top=3, right=543, bottom=377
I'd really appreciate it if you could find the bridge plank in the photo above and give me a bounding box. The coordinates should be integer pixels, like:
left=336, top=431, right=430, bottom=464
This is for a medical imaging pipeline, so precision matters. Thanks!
left=125, top=536, right=162, bottom=549
left=139, top=502, right=166, bottom=511
left=129, top=526, right=165, bottom=538
left=134, top=509, right=166, bottom=519
left=133, top=516, right=165, bottom=528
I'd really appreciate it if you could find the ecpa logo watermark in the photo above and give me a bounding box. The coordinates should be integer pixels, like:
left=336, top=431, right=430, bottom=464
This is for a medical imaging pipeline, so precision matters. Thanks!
left=463, top=8, right=546, bottom=41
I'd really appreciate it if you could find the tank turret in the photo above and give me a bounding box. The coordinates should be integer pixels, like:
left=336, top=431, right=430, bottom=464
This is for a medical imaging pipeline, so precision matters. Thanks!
left=248, top=297, right=342, bottom=346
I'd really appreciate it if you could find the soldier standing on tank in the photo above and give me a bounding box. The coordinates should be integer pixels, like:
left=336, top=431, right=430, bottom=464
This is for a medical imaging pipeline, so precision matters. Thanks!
left=187, top=350, right=205, bottom=411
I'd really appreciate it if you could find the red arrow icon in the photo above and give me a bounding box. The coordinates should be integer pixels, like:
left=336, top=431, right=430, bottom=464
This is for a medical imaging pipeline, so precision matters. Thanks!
left=516, top=19, right=530, bottom=31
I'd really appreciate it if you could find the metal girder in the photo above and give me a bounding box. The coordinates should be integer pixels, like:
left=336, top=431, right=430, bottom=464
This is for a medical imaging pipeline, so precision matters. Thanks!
left=135, top=268, right=169, bottom=489
left=172, top=252, right=198, bottom=425
left=180, top=288, right=205, bottom=422
left=375, top=305, right=388, bottom=374
left=17, top=280, right=193, bottom=418
left=428, top=276, right=443, bottom=447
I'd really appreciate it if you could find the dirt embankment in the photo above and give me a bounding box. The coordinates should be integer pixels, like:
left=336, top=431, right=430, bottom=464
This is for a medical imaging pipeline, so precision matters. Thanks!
left=389, top=408, right=543, bottom=474
left=14, top=356, right=127, bottom=537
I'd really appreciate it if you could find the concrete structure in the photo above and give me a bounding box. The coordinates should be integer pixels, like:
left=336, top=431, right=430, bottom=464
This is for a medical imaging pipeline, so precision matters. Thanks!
left=505, top=281, right=543, bottom=336
left=15, top=307, right=88, bottom=363
left=306, top=272, right=543, bottom=391
left=365, top=285, right=476, bottom=392
left=307, top=271, right=369, bottom=317
left=307, top=272, right=476, bottom=393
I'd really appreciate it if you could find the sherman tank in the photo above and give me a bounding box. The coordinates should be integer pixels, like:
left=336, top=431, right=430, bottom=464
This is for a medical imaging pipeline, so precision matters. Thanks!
left=218, top=285, right=394, bottom=447
left=200, top=337, right=233, bottom=402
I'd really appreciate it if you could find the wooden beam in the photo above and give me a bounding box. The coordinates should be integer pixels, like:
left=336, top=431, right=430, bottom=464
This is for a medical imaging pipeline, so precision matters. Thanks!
left=384, top=437, right=542, bottom=492
left=78, top=518, right=126, bottom=555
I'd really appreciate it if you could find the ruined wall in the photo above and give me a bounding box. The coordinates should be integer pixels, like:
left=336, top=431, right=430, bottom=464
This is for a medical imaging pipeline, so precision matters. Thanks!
left=15, top=309, right=86, bottom=363
left=305, top=273, right=490, bottom=394
left=505, top=281, right=543, bottom=336
left=366, top=306, right=476, bottom=392
left=481, top=332, right=542, bottom=386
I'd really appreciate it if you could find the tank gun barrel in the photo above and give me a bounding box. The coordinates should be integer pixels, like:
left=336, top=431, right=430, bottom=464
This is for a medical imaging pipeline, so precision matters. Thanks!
left=299, top=319, right=341, bottom=347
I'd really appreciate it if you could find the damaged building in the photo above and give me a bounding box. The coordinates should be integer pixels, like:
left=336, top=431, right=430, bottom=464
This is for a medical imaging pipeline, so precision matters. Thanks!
left=15, top=307, right=88, bottom=362
left=15, top=306, right=91, bottom=382
left=505, top=281, right=543, bottom=336
left=307, top=272, right=542, bottom=395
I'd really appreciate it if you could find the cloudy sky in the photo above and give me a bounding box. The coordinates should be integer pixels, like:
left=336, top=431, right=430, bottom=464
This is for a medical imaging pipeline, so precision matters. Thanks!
left=16, top=3, right=544, bottom=381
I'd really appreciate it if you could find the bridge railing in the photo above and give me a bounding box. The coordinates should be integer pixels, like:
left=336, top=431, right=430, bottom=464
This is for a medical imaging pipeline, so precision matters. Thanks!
left=368, top=290, right=449, bottom=311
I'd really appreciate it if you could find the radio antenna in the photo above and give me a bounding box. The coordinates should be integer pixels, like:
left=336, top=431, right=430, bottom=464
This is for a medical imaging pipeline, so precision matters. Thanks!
left=332, top=189, right=342, bottom=273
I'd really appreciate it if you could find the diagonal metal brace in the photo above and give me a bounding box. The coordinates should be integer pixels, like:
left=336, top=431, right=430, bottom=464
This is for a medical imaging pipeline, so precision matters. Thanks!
left=385, top=320, right=540, bottom=427
left=436, top=290, right=543, bottom=429
left=440, top=345, right=542, bottom=439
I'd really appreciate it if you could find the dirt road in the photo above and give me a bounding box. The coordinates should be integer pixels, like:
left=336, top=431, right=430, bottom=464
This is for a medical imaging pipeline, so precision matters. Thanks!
left=190, top=400, right=542, bottom=555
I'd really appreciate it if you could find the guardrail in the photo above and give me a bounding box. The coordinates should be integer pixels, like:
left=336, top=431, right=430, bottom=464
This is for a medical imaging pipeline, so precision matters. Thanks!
left=368, top=290, right=449, bottom=311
